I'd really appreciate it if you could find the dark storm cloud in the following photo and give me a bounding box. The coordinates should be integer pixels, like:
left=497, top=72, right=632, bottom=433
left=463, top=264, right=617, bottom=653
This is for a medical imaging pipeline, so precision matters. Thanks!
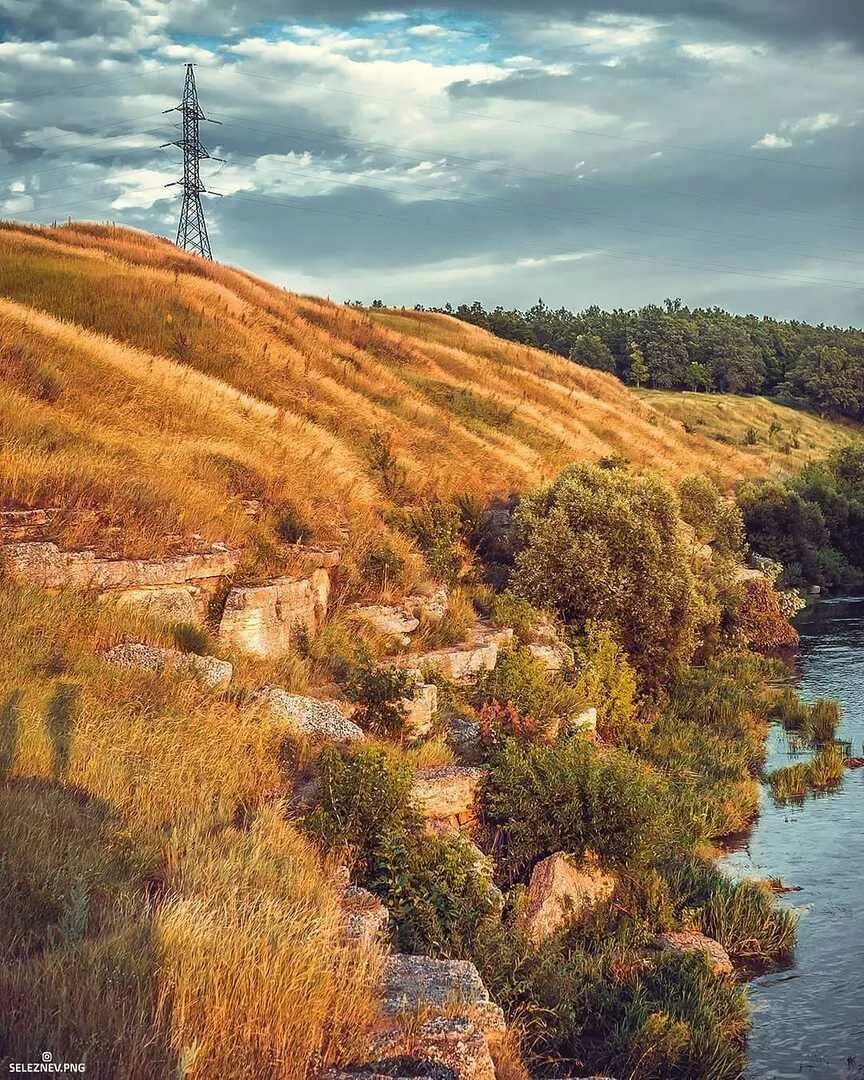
left=0, top=0, right=135, bottom=40
left=163, top=0, right=863, bottom=48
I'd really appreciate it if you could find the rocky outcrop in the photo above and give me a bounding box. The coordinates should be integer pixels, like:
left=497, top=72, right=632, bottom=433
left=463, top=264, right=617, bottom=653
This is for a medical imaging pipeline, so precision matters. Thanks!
left=101, top=643, right=233, bottom=690
left=349, top=603, right=421, bottom=642
left=382, top=954, right=505, bottom=1036
left=571, top=706, right=598, bottom=738
left=527, top=641, right=574, bottom=673
left=445, top=716, right=483, bottom=764
left=250, top=687, right=364, bottom=743
left=406, top=627, right=514, bottom=682
left=517, top=853, right=615, bottom=944
left=410, top=766, right=485, bottom=824
left=655, top=931, right=733, bottom=976
left=3, top=541, right=238, bottom=592
left=340, top=885, right=390, bottom=945
left=400, top=680, right=438, bottom=739
left=0, top=508, right=59, bottom=542
left=218, top=570, right=330, bottom=656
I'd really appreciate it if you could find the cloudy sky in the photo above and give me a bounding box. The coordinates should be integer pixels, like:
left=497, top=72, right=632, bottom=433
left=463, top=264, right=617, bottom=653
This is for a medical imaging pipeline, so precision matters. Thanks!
left=1, top=1, right=862, bottom=323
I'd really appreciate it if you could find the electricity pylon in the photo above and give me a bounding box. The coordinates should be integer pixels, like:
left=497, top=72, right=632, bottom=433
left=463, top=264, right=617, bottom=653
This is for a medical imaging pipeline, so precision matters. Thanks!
left=164, top=64, right=221, bottom=259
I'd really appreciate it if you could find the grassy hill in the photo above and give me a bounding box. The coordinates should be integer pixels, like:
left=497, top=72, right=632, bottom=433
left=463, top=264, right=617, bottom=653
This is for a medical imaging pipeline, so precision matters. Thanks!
left=640, top=389, right=860, bottom=477
left=0, top=223, right=837, bottom=1079
left=0, top=222, right=785, bottom=577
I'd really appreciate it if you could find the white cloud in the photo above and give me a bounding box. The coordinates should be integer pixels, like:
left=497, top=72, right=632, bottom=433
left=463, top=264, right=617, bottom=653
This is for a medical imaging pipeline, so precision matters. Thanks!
left=752, top=133, right=793, bottom=150
left=785, top=112, right=841, bottom=134
left=680, top=42, right=764, bottom=64
left=526, top=15, right=660, bottom=55
left=407, top=24, right=466, bottom=41
left=516, top=250, right=602, bottom=269
left=364, top=11, right=408, bottom=22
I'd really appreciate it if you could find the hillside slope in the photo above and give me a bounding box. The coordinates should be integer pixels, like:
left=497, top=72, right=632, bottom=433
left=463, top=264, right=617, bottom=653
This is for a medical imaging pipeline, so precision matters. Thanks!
left=0, top=222, right=779, bottom=582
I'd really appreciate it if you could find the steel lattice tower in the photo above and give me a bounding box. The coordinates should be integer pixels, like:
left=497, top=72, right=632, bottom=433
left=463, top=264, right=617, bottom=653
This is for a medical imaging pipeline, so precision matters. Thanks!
left=165, top=64, right=220, bottom=259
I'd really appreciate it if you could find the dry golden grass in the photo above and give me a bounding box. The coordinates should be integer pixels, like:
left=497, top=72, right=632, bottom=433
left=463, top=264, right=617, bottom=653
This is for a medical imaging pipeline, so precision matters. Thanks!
left=0, top=585, right=384, bottom=1078
left=0, top=221, right=790, bottom=584
left=639, top=389, right=861, bottom=477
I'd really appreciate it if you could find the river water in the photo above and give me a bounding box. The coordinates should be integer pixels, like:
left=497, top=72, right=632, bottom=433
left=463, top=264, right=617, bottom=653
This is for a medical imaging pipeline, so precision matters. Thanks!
left=723, top=596, right=864, bottom=1079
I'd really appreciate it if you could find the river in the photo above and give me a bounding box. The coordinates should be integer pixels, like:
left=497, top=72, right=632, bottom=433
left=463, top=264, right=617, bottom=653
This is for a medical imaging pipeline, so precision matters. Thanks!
left=723, top=596, right=864, bottom=1079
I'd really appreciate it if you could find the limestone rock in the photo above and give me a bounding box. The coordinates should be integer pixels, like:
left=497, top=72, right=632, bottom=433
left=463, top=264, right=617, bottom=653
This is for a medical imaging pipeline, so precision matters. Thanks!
left=0, top=508, right=58, bottom=542
left=340, top=885, right=389, bottom=945
left=113, top=585, right=201, bottom=624
left=527, top=641, right=574, bottom=673
left=218, top=570, right=330, bottom=656
left=571, top=707, right=598, bottom=737
left=655, top=931, right=733, bottom=976
left=518, top=852, right=615, bottom=944
left=3, top=541, right=238, bottom=591
left=102, top=643, right=233, bottom=690
left=250, top=687, right=364, bottom=743
left=401, top=681, right=438, bottom=738
left=372, top=1017, right=495, bottom=1080
left=407, top=627, right=513, bottom=682
left=290, top=544, right=342, bottom=572
left=382, top=954, right=505, bottom=1035
left=410, top=585, right=449, bottom=622
left=350, top=603, right=421, bottom=640
left=410, top=766, right=485, bottom=822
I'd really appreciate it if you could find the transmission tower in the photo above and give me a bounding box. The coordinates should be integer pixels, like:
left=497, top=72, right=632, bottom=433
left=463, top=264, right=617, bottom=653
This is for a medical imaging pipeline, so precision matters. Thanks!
left=164, top=64, right=221, bottom=259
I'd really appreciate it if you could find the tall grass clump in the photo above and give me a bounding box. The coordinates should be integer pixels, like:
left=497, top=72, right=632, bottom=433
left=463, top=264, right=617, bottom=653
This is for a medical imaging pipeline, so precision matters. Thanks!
left=768, top=744, right=845, bottom=803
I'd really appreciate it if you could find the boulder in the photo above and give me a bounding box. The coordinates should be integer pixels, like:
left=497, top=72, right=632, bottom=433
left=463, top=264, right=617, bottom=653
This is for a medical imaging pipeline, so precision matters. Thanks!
left=527, top=641, right=574, bottom=673
left=401, top=681, right=438, bottom=738
left=0, top=508, right=58, bottom=542
left=655, top=931, right=733, bottom=976
left=410, top=766, right=485, bottom=822
left=340, top=885, right=390, bottom=945
left=289, top=545, right=342, bottom=572
left=445, top=716, right=483, bottom=764
left=571, top=707, right=598, bottom=738
left=218, top=570, right=330, bottom=656
left=518, top=852, right=615, bottom=944
left=372, top=1017, right=495, bottom=1080
left=350, top=603, right=421, bottom=641
left=382, top=954, right=505, bottom=1036
left=113, top=585, right=201, bottom=624
left=250, top=687, right=364, bottom=743
left=408, top=627, right=513, bottom=682
left=101, top=643, right=233, bottom=690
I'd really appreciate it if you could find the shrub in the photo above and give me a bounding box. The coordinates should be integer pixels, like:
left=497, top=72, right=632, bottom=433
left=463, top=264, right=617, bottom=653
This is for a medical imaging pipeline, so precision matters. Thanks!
left=735, top=578, right=800, bottom=652
left=572, top=623, right=640, bottom=747
left=362, top=540, right=406, bottom=589
left=483, top=737, right=666, bottom=881
left=469, top=648, right=585, bottom=738
left=346, top=665, right=417, bottom=738
left=512, top=464, right=697, bottom=687
left=678, top=475, right=745, bottom=556
left=400, top=501, right=464, bottom=583
left=369, top=829, right=500, bottom=958
left=489, top=591, right=545, bottom=644
left=303, top=745, right=415, bottom=877
left=172, top=621, right=211, bottom=656
left=367, top=429, right=410, bottom=502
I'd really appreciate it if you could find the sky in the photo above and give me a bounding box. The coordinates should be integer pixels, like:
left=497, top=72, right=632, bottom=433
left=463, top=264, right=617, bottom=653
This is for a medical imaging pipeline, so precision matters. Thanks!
left=0, top=0, right=862, bottom=324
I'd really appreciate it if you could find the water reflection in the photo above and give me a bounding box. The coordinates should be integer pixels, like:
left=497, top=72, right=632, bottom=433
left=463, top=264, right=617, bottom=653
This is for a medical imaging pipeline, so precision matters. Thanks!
left=724, top=597, right=864, bottom=1078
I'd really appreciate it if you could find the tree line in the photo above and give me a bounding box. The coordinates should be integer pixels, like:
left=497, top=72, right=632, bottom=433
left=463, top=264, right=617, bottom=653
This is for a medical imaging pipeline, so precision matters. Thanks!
left=413, top=297, right=864, bottom=420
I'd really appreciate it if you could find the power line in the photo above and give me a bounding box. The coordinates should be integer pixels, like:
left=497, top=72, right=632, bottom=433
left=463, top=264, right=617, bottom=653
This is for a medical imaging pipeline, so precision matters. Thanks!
left=164, top=64, right=220, bottom=260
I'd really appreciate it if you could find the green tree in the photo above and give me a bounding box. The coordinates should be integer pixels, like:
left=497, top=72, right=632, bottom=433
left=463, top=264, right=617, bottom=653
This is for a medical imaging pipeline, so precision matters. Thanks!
left=628, top=341, right=649, bottom=387
left=513, top=464, right=697, bottom=686
left=569, top=333, right=616, bottom=374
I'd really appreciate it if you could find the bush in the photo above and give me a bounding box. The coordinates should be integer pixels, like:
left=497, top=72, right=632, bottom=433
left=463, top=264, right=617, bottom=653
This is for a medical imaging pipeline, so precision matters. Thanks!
left=346, top=665, right=417, bottom=738
left=469, top=648, right=585, bottom=739
left=303, top=745, right=415, bottom=877
left=512, top=464, right=697, bottom=687
left=735, top=578, right=799, bottom=652
left=572, top=623, right=641, bottom=747
left=400, top=501, right=464, bottom=583
left=369, top=830, right=500, bottom=958
left=483, top=737, right=666, bottom=881
left=678, top=475, right=745, bottom=556
left=489, top=591, right=544, bottom=644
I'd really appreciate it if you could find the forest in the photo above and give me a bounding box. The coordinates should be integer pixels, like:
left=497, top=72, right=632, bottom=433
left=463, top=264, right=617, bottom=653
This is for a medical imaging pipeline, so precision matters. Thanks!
left=416, top=298, right=864, bottom=420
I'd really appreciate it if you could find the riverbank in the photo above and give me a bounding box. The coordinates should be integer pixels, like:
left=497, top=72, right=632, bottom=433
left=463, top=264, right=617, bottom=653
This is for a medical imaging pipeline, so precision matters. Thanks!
left=724, top=597, right=864, bottom=1078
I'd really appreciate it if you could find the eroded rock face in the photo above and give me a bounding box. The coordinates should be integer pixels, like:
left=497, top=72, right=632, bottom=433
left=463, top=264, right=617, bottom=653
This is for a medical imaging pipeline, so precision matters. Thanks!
left=250, top=687, right=365, bottom=743
left=101, top=643, right=233, bottom=690
left=410, top=766, right=485, bottom=823
left=518, top=852, right=616, bottom=944
left=349, top=604, right=421, bottom=641
left=113, top=585, right=201, bottom=624
left=527, top=641, right=575, bottom=673
left=408, top=627, right=514, bottom=682
left=401, top=681, right=438, bottom=739
left=655, top=931, right=733, bottom=976
left=3, top=541, right=238, bottom=591
left=382, top=954, right=505, bottom=1036
left=218, top=570, right=330, bottom=656
left=572, top=707, right=598, bottom=738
